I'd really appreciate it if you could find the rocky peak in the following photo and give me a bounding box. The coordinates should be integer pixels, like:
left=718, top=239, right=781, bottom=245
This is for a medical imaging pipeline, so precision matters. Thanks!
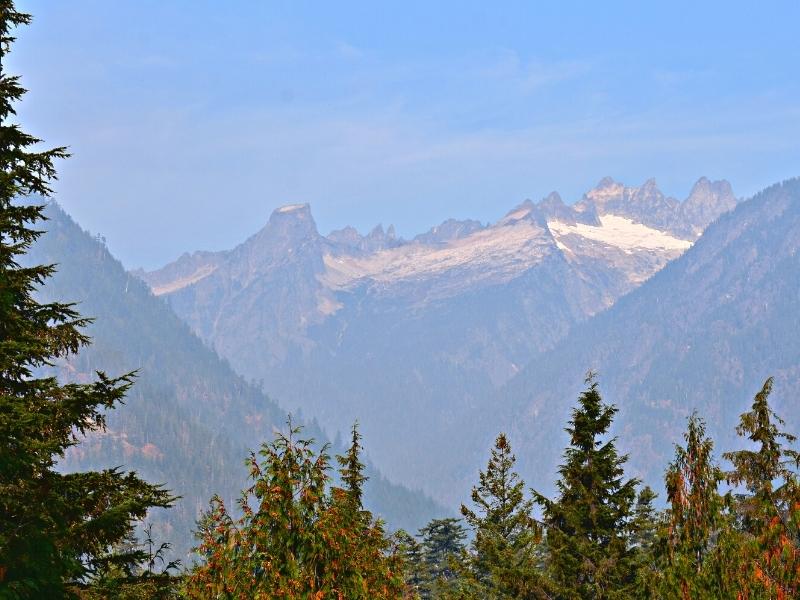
left=327, top=225, right=362, bottom=248
left=327, top=222, right=404, bottom=255
left=235, top=203, right=323, bottom=274
left=361, top=224, right=402, bottom=252
left=629, top=178, right=677, bottom=210
left=499, top=199, right=536, bottom=225
left=539, top=191, right=565, bottom=210
left=257, top=203, right=318, bottom=239
left=582, top=177, right=625, bottom=211
left=414, top=218, right=485, bottom=246
left=684, top=177, right=736, bottom=210
left=678, top=177, right=737, bottom=236
left=534, top=192, right=576, bottom=224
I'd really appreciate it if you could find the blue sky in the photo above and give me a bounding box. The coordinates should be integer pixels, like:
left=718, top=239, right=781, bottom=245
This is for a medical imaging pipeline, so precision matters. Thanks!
left=10, top=0, right=800, bottom=268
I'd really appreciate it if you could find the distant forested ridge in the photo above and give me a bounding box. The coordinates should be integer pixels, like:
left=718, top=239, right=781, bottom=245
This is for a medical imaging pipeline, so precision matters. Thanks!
left=501, top=177, right=800, bottom=502
left=24, top=202, right=446, bottom=561
left=140, top=176, right=737, bottom=508
left=178, top=375, right=800, bottom=598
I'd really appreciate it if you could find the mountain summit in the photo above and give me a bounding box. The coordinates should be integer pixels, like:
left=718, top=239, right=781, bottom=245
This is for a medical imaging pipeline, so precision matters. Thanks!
left=139, top=177, right=737, bottom=504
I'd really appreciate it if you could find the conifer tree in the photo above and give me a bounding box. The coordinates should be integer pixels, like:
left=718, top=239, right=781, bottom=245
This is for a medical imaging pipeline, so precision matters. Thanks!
left=461, top=433, right=544, bottom=599
left=0, top=3, right=174, bottom=597
left=186, top=421, right=405, bottom=599
left=723, top=378, right=800, bottom=597
left=630, top=486, right=659, bottom=558
left=394, top=530, right=426, bottom=598
left=419, top=518, right=467, bottom=598
left=533, top=377, right=639, bottom=599
left=660, top=413, right=733, bottom=598
left=338, top=422, right=368, bottom=506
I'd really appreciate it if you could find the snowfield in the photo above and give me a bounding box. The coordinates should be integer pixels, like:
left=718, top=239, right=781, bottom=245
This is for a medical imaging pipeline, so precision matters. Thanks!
left=547, top=214, right=692, bottom=254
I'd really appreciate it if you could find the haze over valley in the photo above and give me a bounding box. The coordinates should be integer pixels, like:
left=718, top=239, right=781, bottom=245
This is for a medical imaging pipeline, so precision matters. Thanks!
left=6, top=2, right=800, bottom=596
left=133, top=174, right=749, bottom=506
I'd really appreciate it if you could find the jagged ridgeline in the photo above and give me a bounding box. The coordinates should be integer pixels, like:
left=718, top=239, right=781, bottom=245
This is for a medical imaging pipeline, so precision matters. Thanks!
left=501, top=177, right=800, bottom=497
left=25, top=202, right=446, bottom=560
left=139, top=176, right=737, bottom=506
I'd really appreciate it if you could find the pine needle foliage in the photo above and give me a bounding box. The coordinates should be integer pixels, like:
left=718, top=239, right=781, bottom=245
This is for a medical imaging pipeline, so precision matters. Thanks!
left=419, top=518, right=467, bottom=598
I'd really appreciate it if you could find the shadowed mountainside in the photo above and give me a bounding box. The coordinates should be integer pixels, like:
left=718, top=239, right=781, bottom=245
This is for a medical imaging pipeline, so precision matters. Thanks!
left=26, top=203, right=446, bottom=559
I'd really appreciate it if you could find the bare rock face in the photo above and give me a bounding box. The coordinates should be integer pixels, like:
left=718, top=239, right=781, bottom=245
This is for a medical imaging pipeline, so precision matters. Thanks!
left=328, top=223, right=403, bottom=255
left=414, top=218, right=485, bottom=246
left=575, top=176, right=736, bottom=240
left=138, top=176, right=738, bottom=504
left=677, top=177, right=737, bottom=237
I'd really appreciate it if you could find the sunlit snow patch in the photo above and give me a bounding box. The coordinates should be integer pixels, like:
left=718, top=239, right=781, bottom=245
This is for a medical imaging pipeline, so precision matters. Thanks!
left=548, top=214, right=692, bottom=254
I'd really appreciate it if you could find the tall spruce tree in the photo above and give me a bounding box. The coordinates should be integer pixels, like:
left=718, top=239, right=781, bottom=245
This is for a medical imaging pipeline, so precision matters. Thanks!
left=533, top=377, right=639, bottom=599
left=723, top=378, right=800, bottom=597
left=0, top=3, right=174, bottom=597
left=460, top=433, right=544, bottom=599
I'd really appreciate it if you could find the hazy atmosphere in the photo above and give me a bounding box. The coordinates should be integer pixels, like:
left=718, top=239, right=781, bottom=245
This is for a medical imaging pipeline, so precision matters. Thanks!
left=11, top=0, right=800, bottom=268
left=4, top=1, right=800, bottom=597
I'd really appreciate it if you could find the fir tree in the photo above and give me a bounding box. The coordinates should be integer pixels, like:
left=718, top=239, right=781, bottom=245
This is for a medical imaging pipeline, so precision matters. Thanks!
left=533, top=377, right=639, bottom=599
left=338, top=421, right=368, bottom=506
left=394, top=530, right=426, bottom=598
left=461, top=433, right=544, bottom=599
left=0, top=3, right=174, bottom=597
left=419, top=518, right=467, bottom=598
left=722, top=378, right=800, bottom=597
left=629, top=486, right=660, bottom=599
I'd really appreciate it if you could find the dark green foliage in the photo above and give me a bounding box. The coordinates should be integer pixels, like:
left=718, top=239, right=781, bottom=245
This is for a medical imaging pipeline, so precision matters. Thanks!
left=533, top=378, right=639, bottom=599
left=71, top=525, right=182, bottom=599
left=628, top=486, right=660, bottom=598
left=394, top=529, right=427, bottom=597
left=460, top=433, right=545, bottom=599
left=0, top=2, right=174, bottom=596
left=339, top=422, right=368, bottom=506
left=419, top=518, right=467, bottom=598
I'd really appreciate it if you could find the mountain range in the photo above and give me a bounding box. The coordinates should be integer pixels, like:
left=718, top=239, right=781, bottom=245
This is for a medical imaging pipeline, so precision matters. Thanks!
left=138, top=176, right=744, bottom=504
left=501, top=177, right=800, bottom=496
left=27, top=204, right=446, bottom=561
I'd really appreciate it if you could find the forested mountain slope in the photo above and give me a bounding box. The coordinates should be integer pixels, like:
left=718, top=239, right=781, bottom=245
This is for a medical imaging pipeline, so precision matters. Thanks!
left=25, top=203, right=445, bottom=560
left=501, top=177, right=800, bottom=496
left=140, top=177, right=735, bottom=504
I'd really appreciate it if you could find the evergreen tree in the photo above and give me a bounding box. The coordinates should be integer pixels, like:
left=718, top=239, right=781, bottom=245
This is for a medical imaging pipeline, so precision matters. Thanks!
left=0, top=3, right=174, bottom=597
left=533, top=377, right=639, bottom=599
left=186, top=421, right=405, bottom=599
left=419, top=518, right=467, bottom=598
left=338, top=422, right=368, bottom=506
left=394, top=530, right=426, bottom=598
left=660, top=413, right=733, bottom=598
left=629, top=487, right=660, bottom=599
left=461, top=433, right=544, bottom=599
left=723, top=378, right=800, bottom=597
